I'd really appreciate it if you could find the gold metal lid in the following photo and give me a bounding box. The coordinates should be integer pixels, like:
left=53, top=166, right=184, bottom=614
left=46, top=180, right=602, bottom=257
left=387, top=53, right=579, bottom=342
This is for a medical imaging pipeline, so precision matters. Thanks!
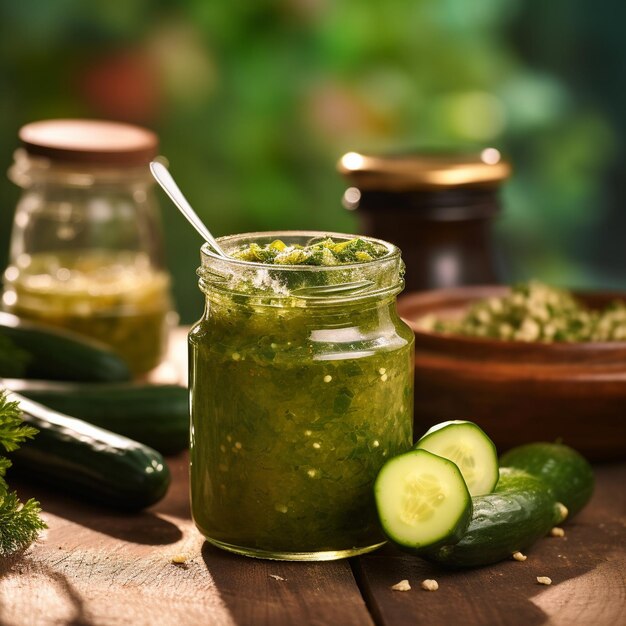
left=337, top=149, right=511, bottom=191
left=19, top=119, right=158, bottom=166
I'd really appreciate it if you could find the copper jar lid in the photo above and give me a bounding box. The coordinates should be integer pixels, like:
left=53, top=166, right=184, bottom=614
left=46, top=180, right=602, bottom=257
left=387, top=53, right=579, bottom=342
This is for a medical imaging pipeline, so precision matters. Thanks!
left=337, top=149, right=511, bottom=192
left=19, top=119, right=159, bottom=166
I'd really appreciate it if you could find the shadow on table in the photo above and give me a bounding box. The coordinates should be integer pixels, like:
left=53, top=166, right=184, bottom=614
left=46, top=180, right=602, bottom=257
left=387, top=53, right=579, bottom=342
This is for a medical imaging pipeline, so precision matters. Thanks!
left=353, top=484, right=624, bottom=626
left=199, top=541, right=378, bottom=626
left=12, top=476, right=183, bottom=546
left=0, top=556, right=90, bottom=626
left=349, top=463, right=626, bottom=626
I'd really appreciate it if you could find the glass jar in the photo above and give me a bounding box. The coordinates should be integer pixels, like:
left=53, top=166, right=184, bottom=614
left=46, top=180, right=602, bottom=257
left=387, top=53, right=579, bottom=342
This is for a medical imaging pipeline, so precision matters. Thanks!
left=3, top=119, right=175, bottom=375
left=338, top=150, right=512, bottom=292
left=189, top=231, right=414, bottom=561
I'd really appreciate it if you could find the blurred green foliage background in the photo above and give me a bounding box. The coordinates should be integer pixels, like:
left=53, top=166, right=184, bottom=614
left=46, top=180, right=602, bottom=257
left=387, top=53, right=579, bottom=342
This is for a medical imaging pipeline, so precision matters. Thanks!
left=0, top=0, right=624, bottom=322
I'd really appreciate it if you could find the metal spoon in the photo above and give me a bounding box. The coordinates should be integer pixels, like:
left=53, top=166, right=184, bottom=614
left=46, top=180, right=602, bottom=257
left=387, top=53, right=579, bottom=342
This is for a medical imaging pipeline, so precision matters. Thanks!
left=150, top=161, right=229, bottom=259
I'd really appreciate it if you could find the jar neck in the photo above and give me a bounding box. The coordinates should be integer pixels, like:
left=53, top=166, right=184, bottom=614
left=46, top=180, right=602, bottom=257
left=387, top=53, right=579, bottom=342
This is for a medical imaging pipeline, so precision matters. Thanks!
left=9, top=149, right=155, bottom=190
left=197, top=231, right=405, bottom=308
left=200, top=290, right=403, bottom=348
left=202, top=288, right=399, bottom=317
left=355, top=187, right=501, bottom=221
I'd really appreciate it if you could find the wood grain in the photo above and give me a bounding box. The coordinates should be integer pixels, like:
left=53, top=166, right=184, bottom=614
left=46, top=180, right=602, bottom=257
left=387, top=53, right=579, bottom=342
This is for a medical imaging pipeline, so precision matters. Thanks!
left=354, top=462, right=626, bottom=626
left=1, top=329, right=624, bottom=626
left=0, top=454, right=374, bottom=626
left=3, top=462, right=623, bottom=626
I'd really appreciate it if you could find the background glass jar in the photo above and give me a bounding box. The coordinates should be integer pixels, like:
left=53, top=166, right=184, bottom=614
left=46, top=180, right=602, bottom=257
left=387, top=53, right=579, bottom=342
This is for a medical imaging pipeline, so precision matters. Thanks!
left=338, top=150, right=512, bottom=292
left=189, top=231, right=414, bottom=561
left=3, top=120, right=175, bottom=375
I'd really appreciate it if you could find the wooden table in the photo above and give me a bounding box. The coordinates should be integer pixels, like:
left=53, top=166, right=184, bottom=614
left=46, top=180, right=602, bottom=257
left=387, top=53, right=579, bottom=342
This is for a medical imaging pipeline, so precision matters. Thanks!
left=1, top=332, right=624, bottom=626
left=1, top=457, right=624, bottom=626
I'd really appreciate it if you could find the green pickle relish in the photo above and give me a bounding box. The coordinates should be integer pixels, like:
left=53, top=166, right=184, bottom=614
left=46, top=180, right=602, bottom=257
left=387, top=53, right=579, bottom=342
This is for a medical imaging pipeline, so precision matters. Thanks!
left=231, top=237, right=388, bottom=266
left=3, top=251, right=172, bottom=374
left=189, top=232, right=414, bottom=560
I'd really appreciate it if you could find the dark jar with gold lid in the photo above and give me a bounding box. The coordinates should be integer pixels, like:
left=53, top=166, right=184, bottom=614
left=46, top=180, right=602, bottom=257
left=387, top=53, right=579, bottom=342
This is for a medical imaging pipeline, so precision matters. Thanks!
left=337, top=150, right=511, bottom=292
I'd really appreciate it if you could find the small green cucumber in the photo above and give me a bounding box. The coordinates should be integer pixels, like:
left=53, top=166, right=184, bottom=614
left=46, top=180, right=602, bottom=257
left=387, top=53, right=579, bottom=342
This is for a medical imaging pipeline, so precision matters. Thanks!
left=0, top=312, right=131, bottom=382
left=9, top=391, right=170, bottom=510
left=375, top=449, right=472, bottom=553
left=422, top=467, right=562, bottom=568
left=5, top=380, right=188, bottom=455
left=500, top=442, right=594, bottom=518
left=414, top=420, right=498, bottom=496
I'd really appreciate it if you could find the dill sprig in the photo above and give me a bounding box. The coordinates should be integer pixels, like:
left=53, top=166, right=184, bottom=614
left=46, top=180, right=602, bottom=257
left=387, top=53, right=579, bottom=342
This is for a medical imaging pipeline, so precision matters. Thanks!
left=0, top=492, right=46, bottom=557
left=0, top=392, right=38, bottom=453
left=0, top=390, right=46, bottom=556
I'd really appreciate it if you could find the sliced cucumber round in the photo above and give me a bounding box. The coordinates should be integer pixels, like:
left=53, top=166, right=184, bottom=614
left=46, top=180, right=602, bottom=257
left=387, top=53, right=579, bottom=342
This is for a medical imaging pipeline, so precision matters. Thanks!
left=422, top=467, right=562, bottom=568
left=374, top=449, right=472, bottom=553
left=414, top=420, right=498, bottom=496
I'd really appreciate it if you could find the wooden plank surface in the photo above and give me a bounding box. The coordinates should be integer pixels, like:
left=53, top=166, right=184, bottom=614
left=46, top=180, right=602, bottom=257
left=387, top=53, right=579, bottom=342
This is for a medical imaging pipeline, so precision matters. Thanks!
left=354, top=462, right=626, bottom=626
left=1, top=331, right=624, bottom=626
left=0, top=454, right=374, bottom=626
left=2, top=460, right=624, bottom=626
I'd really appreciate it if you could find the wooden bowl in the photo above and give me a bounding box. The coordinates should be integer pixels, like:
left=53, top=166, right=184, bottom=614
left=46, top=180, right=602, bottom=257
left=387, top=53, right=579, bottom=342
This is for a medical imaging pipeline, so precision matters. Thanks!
left=397, top=286, right=626, bottom=460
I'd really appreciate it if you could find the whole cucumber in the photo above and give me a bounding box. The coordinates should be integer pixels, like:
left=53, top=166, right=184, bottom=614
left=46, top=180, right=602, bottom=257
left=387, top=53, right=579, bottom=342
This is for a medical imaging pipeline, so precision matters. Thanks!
left=5, top=380, right=188, bottom=455
left=500, top=442, right=594, bottom=518
left=422, top=468, right=562, bottom=568
left=8, top=391, right=170, bottom=510
left=0, top=312, right=131, bottom=382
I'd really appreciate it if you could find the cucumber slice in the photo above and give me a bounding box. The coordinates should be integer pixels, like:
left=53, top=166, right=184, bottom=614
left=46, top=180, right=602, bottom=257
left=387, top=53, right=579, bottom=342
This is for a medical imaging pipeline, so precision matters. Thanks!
left=423, top=468, right=562, bottom=568
left=374, top=449, right=472, bottom=553
left=415, top=420, right=498, bottom=496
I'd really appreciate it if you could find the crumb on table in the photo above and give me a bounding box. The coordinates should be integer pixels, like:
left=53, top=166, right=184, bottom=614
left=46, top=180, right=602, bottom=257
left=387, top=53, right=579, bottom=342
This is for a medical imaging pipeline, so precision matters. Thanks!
left=421, top=579, right=439, bottom=591
left=171, top=554, right=188, bottom=565
left=391, top=579, right=411, bottom=592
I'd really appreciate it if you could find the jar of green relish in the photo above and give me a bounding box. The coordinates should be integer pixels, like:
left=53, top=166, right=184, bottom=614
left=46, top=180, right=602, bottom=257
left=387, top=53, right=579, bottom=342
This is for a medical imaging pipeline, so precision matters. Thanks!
left=189, top=231, right=414, bottom=561
left=3, top=119, right=175, bottom=375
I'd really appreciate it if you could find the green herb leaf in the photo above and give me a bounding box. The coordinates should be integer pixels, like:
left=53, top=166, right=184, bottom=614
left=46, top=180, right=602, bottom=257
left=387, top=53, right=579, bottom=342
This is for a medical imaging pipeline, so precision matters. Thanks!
left=0, top=389, right=46, bottom=556
left=0, top=492, right=46, bottom=557
left=0, top=391, right=38, bottom=452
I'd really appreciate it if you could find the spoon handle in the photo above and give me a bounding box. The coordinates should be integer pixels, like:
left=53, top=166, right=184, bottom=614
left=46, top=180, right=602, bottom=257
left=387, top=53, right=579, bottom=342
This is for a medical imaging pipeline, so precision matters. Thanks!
left=150, top=161, right=229, bottom=259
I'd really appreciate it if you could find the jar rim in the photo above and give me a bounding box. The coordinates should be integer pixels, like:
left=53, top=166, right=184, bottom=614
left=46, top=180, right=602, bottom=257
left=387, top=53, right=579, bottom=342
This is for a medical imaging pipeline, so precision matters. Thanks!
left=198, top=230, right=404, bottom=304
left=337, top=149, right=511, bottom=192
left=19, top=119, right=158, bottom=166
